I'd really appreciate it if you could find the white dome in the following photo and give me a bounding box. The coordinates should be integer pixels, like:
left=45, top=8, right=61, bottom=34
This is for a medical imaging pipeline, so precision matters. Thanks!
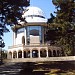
left=22, top=6, right=47, bottom=23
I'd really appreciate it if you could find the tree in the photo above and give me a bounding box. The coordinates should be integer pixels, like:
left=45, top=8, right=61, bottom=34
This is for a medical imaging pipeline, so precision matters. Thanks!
left=0, top=0, right=30, bottom=47
left=47, top=0, right=75, bottom=55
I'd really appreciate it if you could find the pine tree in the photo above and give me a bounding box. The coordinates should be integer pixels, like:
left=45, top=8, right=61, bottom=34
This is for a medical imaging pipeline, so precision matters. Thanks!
left=0, top=0, right=30, bottom=47
left=47, top=0, right=75, bottom=55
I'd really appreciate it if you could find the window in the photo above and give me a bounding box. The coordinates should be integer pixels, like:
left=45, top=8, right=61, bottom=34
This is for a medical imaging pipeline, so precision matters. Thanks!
left=27, top=26, right=41, bottom=36
left=30, top=29, right=39, bottom=36
left=27, top=26, right=42, bottom=44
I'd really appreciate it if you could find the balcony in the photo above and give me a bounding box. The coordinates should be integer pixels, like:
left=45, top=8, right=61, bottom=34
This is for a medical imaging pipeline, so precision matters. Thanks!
left=8, top=43, right=49, bottom=49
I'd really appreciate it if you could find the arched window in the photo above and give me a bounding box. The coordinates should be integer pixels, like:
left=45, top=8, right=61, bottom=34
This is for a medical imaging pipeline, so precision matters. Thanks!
left=22, top=36, right=25, bottom=45
left=48, top=50, right=52, bottom=57
left=32, top=49, right=38, bottom=58
left=26, top=50, right=30, bottom=58
left=9, top=52, right=12, bottom=59
left=57, top=50, right=60, bottom=57
left=18, top=50, right=22, bottom=58
left=40, top=48, right=47, bottom=57
left=53, top=50, right=56, bottom=57
left=13, top=51, right=17, bottom=58
left=24, top=51, right=26, bottom=58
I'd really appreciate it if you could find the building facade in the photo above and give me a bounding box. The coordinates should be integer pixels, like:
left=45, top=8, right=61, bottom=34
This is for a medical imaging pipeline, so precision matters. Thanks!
left=8, top=6, right=62, bottom=59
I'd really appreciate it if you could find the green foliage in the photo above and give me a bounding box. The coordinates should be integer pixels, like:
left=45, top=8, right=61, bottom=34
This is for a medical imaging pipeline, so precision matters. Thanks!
left=0, top=0, right=30, bottom=47
left=2, top=50, right=7, bottom=59
left=0, top=0, right=30, bottom=33
left=0, top=0, right=30, bottom=25
left=47, top=0, right=75, bottom=55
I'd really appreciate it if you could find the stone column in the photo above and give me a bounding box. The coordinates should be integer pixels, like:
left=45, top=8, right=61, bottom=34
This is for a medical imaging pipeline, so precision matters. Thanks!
left=24, top=28, right=27, bottom=45
left=30, top=50, right=32, bottom=58
left=41, top=27, right=44, bottom=44
left=59, top=50, right=62, bottom=56
left=38, top=49, right=40, bottom=58
left=46, top=50, right=48, bottom=57
left=12, top=52, right=13, bottom=59
left=56, top=50, right=57, bottom=57
left=22, top=50, right=24, bottom=58
left=17, top=51, right=18, bottom=58
left=7, top=52, right=10, bottom=59
left=51, top=50, right=53, bottom=57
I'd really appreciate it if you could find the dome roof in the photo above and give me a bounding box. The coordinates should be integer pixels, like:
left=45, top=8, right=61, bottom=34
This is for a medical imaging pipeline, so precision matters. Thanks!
left=22, top=6, right=47, bottom=23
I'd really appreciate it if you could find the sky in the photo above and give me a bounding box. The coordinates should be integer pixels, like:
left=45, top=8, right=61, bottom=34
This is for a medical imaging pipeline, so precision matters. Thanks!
left=3, top=0, right=56, bottom=50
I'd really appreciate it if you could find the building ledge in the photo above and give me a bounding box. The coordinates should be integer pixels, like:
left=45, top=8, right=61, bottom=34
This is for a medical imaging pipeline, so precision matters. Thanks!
left=8, top=44, right=61, bottom=50
left=12, top=22, right=47, bottom=31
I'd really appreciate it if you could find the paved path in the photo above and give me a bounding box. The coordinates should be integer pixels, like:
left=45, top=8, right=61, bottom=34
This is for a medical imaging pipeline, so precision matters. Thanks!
left=0, top=63, right=23, bottom=75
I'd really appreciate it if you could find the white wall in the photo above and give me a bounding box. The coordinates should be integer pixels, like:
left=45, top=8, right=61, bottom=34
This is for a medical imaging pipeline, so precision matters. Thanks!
left=13, top=28, right=27, bottom=45
left=16, top=33, right=24, bottom=45
left=30, top=35, right=40, bottom=45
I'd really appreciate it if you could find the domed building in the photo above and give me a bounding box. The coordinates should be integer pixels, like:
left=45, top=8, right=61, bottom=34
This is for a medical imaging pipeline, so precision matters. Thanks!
left=8, top=6, right=61, bottom=60
left=22, top=6, right=47, bottom=23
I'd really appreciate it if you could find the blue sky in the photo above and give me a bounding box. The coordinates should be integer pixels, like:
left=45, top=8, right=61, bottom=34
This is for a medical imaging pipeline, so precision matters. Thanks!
left=3, top=0, right=56, bottom=50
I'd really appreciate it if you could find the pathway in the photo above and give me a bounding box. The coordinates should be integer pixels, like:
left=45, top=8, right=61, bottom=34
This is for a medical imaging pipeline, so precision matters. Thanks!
left=0, top=62, right=23, bottom=75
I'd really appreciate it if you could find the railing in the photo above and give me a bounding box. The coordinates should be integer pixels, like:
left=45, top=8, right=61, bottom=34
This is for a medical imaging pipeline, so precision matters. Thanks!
left=8, top=44, right=23, bottom=49
left=8, top=43, right=50, bottom=49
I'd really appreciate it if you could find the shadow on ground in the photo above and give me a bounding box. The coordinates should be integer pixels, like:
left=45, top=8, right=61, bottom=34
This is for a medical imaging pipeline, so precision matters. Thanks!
left=19, top=61, right=75, bottom=75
